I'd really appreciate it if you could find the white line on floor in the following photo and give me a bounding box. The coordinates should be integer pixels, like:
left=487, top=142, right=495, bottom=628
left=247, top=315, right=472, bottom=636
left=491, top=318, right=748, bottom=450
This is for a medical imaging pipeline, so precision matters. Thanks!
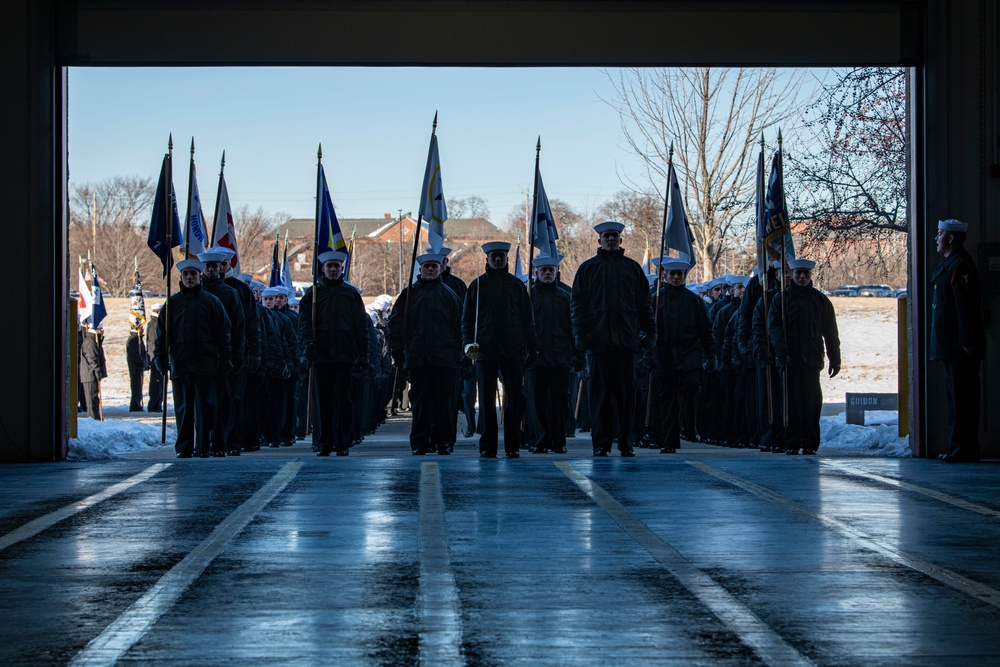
left=689, top=460, right=1000, bottom=610
left=557, top=461, right=816, bottom=667
left=418, top=462, right=465, bottom=667
left=0, top=464, right=172, bottom=553
left=68, top=461, right=303, bottom=667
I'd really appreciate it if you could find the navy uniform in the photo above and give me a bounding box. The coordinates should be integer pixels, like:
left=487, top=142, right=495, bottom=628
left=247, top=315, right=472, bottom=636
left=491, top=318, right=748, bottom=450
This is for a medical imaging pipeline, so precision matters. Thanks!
left=767, top=258, right=841, bottom=455
left=570, top=221, right=655, bottom=457
left=80, top=325, right=107, bottom=420
left=146, top=303, right=164, bottom=411
left=930, top=219, right=987, bottom=462
left=462, top=241, right=536, bottom=458
left=153, top=259, right=232, bottom=458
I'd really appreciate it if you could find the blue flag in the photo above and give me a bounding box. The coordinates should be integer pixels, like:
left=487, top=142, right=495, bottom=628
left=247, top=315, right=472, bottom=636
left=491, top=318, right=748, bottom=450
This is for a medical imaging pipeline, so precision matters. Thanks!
left=754, top=145, right=768, bottom=278
left=531, top=170, right=559, bottom=258
left=269, top=235, right=281, bottom=287
left=663, top=162, right=695, bottom=264
left=147, top=154, right=183, bottom=277
left=315, top=163, right=347, bottom=275
left=89, top=263, right=107, bottom=330
left=513, top=243, right=527, bottom=282
left=281, top=233, right=293, bottom=290
left=420, top=134, right=448, bottom=253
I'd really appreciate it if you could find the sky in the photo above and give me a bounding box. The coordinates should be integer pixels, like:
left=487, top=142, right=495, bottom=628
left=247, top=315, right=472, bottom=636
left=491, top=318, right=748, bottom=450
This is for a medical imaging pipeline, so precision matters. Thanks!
left=68, top=67, right=651, bottom=226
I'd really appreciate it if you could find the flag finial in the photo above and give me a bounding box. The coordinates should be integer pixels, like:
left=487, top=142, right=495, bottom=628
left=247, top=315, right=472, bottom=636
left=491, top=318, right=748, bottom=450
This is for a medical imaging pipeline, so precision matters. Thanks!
left=317, top=143, right=322, bottom=162
left=190, top=136, right=195, bottom=157
left=220, top=150, right=226, bottom=172
left=432, top=111, right=438, bottom=132
left=536, top=136, right=541, bottom=152
left=168, top=134, right=173, bottom=153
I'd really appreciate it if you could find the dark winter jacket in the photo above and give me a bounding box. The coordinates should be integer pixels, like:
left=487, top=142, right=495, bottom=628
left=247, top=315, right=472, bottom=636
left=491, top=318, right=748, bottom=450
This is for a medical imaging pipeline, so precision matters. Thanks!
left=225, top=276, right=262, bottom=370
left=80, top=331, right=107, bottom=383
left=737, top=274, right=763, bottom=360
left=462, top=265, right=536, bottom=362
left=388, top=275, right=462, bottom=369
left=752, top=288, right=779, bottom=365
left=201, top=276, right=245, bottom=372
left=298, top=276, right=369, bottom=365
left=153, top=283, right=232, bottom=379
left=258, top=305, right=284, bottom=378
left=930, top=247, right=986, bottom=361
left=529, top=279, right=576, bottom=368
left=767, top=281, right=841, bottom=369
left=652, top=282, right=715, bottom=372
left=570, top=248, right=654, bottom=354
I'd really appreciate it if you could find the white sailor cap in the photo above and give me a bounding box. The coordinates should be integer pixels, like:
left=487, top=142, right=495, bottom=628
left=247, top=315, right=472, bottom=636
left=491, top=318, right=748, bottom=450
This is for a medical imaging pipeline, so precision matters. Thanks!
left=262, top=287, right=283, bottom=297
left=176, top=259, right=205, bottom=273
left=374, top=294, right=393, bottom=310
left=277, top=286, right=293, bottom=297
left=426, top=246, right=452, bottom=257
left=151, top=302, right=164, bottom=311
left=417, top=253, right=444, bottom=265
left=532, top=254, right=562, bottom=268
left=659, top=258, right=691, bottom=272
left=196, top=249, right=230, bottom=264
left=318, top=250, right=348, bottom=264
left=481, top=241, right=511, bottom=254
left=938, top=219, right=969, bottom=233
left=250, top=280, right=266, bottom=292
left=288, top=296, right=299, bottom=306
left=787, top=258, right=816, bottom=270
left=239, top=273, right=253, bottom=284
left=593, top=221, right=625, bottom=234
left=707, top=277, right=726, bottom=289
left=687, top=283, right=701, bottom=293
left=729, top=276, right=750, bottom=288
left=646, top=274, right=658, bottom=287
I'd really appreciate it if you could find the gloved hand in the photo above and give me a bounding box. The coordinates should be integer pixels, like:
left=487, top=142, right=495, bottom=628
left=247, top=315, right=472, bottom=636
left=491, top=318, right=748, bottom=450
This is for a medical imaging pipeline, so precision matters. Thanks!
left=392, top=354, right=405, bottom=369
left=153, top=357, right=166, bottom=376
left=304, top=343, right=318, bottom=363
left=775, top=350, right=788, bottom=369
left=755, top=350, right=768, bottom=365
left=281, top=362, right=292, bottom=379
left=640, top=333, right=655, bottom=351
left=572, top=354, right=586, bottom=373
left=703, top=356, right=716, bottom=374
left=829, top=364, right=840, bottom=378
left=524, top=349, right=538, bottom=368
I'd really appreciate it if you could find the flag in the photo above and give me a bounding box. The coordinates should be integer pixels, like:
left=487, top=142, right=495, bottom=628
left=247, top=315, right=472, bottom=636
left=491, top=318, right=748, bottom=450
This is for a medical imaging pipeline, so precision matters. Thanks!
left=531, top=170, right=559, bottom=258
left=89, top=264, right=107, bottom=329
left=212, top=170, right=240, bottom=273
left=281, top=233, right=293, bottom=290
left=420, top=134, right=448, bottom=252
left=762, top=147, right=796, bottom=266
left=754, top=144, right=768, bottom=279
left=315, top=163, right=347, bottom=276
left=184, top=158, right=209, bottom=257
left=640, top=245, right=651, bottom=275
left=147, top=154, right=183, bottom=277
left=513, top=243, right=527, bottom=282
left=663, top=162, right=695, bottom=263
left=343, top=238, right=354, bottom=283
left=128, top=267, right=146, bottom=334
left=77, top=267, right=93, bottom=325
left=269, top=234, right=281, bottom=287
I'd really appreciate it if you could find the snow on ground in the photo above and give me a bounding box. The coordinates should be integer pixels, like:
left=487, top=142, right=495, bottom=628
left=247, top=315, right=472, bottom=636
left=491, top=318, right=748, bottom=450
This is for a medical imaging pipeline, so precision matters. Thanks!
left=77, top=296, right=909, bottom=459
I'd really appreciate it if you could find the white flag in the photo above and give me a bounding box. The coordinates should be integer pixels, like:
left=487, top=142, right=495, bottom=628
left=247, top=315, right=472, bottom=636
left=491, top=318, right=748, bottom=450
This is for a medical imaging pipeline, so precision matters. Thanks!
left=420, top=134, right=448, bottom=252
left=212, top=172, right=240, bottom=273
left=77, top=268, right=93, bottom=324
left=664, top=162, right=694, bottom=263
left=185, top=160, right=209, bottom=257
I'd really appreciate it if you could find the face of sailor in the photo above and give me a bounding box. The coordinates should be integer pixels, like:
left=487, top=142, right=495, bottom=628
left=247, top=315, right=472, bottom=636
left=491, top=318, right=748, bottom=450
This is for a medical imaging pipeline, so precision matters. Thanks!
left=599, top=230, right=621, bottom=251
left=219, top=258, right=231, bottom=274
left=203, top=261, right=222, bottom=280
left=275, top=294, right=288, bottom=308
left=732, top=283, right=745, bottom=300
left=263, top=295, right=276, bottom=309
left=420, top=261, right=441, bottom=281
left=792, top=268, right=812, bottom=287
left=180, top=268, right=201, bottom=288
left=665, top=270, right=686, bottom=287
left=710, top=285, right=723, bottom=301
left=289, top=304, right=299, bottom=312
left=323, top=260, right=344, bottom=281
left=536, top=265, right=557, bottom=284
left=487, top=251, right=508, bottom=270
left=253, top=290, right=262, bottom=303
left=935, top=229, right=954, bottom=256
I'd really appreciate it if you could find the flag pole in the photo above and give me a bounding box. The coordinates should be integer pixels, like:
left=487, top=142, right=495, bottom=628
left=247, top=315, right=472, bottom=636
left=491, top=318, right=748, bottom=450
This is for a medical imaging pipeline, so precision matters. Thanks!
left=162, top=135, right=174, bottom=444
left=758, top=134, right=774, bottom=427
left=307, top=144, right=322, bottom=436
left=209, top=151, right=226, bottom=247
left=645, top=144, right=673, bottom=428
left=345, top=225, right=357, bottom=282
left=777, top=130, right=790, bottom=429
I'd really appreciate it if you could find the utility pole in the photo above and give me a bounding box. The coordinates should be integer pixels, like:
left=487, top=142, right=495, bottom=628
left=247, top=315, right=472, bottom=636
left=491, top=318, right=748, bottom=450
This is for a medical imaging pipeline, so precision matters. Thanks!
left=91, top=192, right=97, bottom=255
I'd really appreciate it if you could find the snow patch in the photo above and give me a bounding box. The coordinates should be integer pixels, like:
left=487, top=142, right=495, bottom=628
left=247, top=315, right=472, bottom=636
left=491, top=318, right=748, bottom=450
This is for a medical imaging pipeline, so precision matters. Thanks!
left=820, top=412, right=910, bottom=457
left=69, top=418, right=175, bottom=461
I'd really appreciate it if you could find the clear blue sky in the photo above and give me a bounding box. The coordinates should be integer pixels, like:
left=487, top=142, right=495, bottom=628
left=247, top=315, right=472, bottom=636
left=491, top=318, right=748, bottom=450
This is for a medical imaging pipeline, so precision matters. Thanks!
left=68, top=67, right=648, bottom=225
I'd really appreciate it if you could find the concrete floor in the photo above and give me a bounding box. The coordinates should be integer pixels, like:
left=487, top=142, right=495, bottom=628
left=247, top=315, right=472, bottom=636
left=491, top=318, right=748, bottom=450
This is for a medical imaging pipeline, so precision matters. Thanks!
left=2, top=416, right=999, bottom=666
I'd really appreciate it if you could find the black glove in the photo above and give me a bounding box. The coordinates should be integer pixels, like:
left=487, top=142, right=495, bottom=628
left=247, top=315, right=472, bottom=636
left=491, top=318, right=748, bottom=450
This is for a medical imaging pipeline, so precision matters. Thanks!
left=282, top=363, right=292, bottom=379
left=703, top=356, right=716, bottom=374
left=640, top=333, right=655, bottom=351
left=829, top=364, right=841, bottom=378
left=304, top=343, right=318, bottom=363
left=153, top=358, right=165, bottom=376
left=572, top=354, right=586, bottom=373
left=524, top=350, right=538, bottom=368
left=755, top=350, right=768, bottom=365
left=460, top=358, right=474, bottom=380
left=775, top=350, right=788, bottom=369
left=392, top=354, right=405, bottom=369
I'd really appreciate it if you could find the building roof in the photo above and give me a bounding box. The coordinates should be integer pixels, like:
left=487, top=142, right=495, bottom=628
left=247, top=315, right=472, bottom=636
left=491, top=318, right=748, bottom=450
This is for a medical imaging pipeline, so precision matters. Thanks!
left=278, top=216, right=506, bottom=242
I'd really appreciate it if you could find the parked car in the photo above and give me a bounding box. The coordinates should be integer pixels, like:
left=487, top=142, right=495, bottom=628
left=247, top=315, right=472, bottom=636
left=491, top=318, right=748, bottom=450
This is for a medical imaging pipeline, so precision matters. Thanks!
left=857, top=284, right=893, bottom=297
left=829, top=285, right=860, bottom=297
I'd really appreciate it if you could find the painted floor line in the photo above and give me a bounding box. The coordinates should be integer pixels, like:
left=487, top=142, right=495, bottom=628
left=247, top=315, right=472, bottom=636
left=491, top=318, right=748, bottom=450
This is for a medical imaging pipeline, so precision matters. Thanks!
left=0, top=464, right=172, bottom=553
left=688, top=460, right=1000, bottom=610
left=419, top=462, right=465, bottom=667
left=556, top=461, right=815, bottom=667
left=820, top=460, right=1000, bottom=519
left=68, top=461, right=303, bottom=667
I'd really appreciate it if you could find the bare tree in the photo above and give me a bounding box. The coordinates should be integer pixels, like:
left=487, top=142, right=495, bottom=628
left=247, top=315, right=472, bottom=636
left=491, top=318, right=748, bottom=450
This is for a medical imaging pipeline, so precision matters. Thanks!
left=599, top=189, right=661, bottom=259
left=349, top=239, right=404, bottom=297
left=605, top=67, right=807, bottom=278
left=69, top=175, right=157, bottom=296
left=788, top=68, right=907, bottom=283
left=234, top=205, right=286, bottom=279
left=447, top=195, right=491, bottom=221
